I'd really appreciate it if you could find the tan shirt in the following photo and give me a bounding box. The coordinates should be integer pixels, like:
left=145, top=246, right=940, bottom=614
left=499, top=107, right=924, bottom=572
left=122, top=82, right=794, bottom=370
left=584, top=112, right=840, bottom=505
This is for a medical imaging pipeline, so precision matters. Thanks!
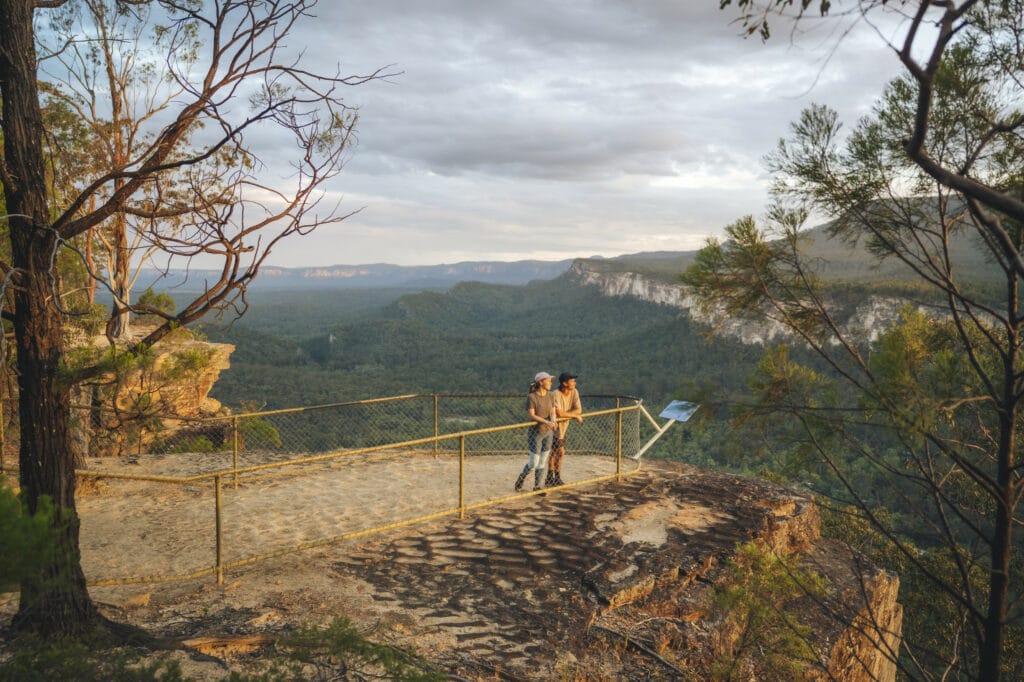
left=527, top=391, right=558, bottom=435
left=553, top=388, right=582, bottom=438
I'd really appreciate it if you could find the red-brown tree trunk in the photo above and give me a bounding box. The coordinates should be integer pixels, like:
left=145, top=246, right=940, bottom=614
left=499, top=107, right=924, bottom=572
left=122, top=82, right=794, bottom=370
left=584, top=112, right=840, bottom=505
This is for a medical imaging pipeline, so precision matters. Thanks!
left=0, top=0, right=100, bottom=634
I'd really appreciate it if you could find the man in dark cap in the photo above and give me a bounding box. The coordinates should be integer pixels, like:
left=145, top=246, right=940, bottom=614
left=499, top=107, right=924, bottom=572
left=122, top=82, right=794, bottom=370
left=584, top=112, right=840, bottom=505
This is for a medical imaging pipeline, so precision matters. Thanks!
left=547, top=372, right=583, bottom=486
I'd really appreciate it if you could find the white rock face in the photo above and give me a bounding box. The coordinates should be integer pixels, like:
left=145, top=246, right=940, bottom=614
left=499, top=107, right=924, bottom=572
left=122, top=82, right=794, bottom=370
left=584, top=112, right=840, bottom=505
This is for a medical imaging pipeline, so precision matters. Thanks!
left=572, top=264, right=689, bottom=307
left=569, top=261, right=915, bottom=346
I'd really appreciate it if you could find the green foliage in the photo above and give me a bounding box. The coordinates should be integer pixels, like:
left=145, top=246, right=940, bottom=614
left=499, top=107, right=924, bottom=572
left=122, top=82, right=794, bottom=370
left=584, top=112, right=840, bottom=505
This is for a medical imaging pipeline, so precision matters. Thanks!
left=63, top=301, right=109, bottom=337
left=0, top=481, right=59, bottom=593
left=136, top=288, right=177, bottom=317
left=256, top=617, right=444, bottom=682
left=680, top=210, right=834, bottom=345
left=0, top=637, right=185, bottom=682
left=164, top=347, right=215, bottom=382
left=202, top=276, right=755, bottom=411
left=748, top=344, right=834, bottom=412
left=687, top=7, right=1024, bottom=677
left=163, top=435, right=214, bottom=454
left=60, top=343, right=157, bottom=385
left=0, top=617, right=441, bottom=682
left=711, top=542, right=827, bottom=681
left=822, top=502, right=1024, bottom=680
left=238, top=417, right=282, bottom=450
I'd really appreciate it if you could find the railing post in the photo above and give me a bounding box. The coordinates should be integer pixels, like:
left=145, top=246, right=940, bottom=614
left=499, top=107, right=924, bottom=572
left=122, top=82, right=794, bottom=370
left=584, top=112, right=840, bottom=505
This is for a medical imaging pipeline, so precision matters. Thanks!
left=215, top=474, right=224, bottom=585
left=433, top=394, right=440, bottom=456
left=458, top=434, right=466, bottom=519
left=615, top=409, right=623, bottom=480
left=232, top=416, right=240, bottom=489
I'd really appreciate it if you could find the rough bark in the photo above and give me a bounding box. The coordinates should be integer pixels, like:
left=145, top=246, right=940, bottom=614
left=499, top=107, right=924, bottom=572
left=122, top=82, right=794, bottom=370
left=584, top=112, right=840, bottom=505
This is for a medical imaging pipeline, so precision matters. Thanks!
left=1, top=0, right=101, bottom=634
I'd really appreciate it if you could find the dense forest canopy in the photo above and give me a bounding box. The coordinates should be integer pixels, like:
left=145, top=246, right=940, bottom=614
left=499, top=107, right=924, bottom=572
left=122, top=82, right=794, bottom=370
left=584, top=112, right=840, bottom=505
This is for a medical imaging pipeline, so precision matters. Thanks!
left=199, top=275, right=761, bottom=410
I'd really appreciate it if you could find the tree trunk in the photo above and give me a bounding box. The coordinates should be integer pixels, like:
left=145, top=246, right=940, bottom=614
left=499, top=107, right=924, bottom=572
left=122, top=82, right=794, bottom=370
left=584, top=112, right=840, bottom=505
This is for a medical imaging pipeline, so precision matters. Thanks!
left=85, top=223, right=97, bottom=305
left=979, top=347, right=1018, bottom=680
left=0, top=0, right=100, bottom=635
left=108, top=215, right=130, bottom=339
left=12, top=247, right=98, bottom=633
left=109, top=214, right=130, bottom=340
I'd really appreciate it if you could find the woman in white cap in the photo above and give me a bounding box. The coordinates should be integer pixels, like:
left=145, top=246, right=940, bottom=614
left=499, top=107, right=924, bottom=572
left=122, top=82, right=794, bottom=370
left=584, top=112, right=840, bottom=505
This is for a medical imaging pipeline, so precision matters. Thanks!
left=514, top=371, right=559, bottom=492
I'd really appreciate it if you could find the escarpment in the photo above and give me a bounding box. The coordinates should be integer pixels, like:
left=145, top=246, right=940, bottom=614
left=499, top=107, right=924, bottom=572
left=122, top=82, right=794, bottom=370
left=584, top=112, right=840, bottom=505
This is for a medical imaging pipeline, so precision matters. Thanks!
left=568, top=259, right=921, bottom=347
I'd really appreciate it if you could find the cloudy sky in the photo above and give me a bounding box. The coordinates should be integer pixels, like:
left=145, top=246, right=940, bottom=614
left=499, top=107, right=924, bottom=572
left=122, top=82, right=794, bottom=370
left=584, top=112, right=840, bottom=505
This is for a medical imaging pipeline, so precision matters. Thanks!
left=259, top=1, right=908, bottom=267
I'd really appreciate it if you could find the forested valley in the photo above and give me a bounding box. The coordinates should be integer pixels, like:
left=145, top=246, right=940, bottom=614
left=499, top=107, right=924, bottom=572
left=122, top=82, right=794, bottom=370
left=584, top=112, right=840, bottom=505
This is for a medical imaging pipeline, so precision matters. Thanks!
left=198, top=273, right=762, bottom=451
left=195, top=264, right=916, bottom=488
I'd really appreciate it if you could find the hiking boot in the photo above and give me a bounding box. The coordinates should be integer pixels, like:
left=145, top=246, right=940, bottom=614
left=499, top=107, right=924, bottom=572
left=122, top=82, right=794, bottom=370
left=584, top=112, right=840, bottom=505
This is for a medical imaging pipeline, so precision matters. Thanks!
left=533, top=485, right=544, bottom=491
left=514, top=472, right=527, bottom=492
left=553, top=473, right=564, bottom=486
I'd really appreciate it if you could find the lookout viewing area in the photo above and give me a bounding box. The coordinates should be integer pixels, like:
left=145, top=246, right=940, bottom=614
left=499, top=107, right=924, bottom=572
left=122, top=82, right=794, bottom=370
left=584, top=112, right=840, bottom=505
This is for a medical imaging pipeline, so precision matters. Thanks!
left=0, top=394, right=901, bottom=680
left=1, top=393, right=661, bottom=587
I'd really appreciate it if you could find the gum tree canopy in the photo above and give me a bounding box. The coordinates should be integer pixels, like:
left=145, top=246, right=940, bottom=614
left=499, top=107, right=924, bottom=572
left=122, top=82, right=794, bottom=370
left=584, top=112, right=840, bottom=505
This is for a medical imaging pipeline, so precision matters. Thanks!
left=0, top=0, right=381, bottom=636
left=699, top=1, right=1023, bottom=679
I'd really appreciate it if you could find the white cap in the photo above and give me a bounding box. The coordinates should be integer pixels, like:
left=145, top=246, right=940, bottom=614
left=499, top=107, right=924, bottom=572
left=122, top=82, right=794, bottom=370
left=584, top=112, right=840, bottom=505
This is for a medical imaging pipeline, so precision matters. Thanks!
left=534, top=371, right=555, bottom=382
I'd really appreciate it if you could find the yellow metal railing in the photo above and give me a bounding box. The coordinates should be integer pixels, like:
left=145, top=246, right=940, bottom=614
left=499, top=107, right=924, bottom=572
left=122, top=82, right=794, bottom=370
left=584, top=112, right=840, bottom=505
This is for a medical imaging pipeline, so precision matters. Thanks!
left=58, top=397, right=652, bottom=586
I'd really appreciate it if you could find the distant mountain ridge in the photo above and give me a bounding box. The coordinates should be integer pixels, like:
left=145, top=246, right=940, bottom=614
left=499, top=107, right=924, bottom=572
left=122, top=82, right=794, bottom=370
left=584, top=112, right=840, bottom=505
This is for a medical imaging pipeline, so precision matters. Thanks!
left=143, top=216, right=999, bottom=302
left=140, top=258, right=576, bottom=291
left=572, top=219, right=1001, bottom=288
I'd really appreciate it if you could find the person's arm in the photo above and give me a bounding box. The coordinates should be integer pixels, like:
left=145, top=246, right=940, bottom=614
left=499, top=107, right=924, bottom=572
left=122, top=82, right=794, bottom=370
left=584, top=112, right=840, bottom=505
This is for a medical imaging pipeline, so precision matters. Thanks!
left=562, top=391, right=583, bottom=424
left=528, top=405, right=557, bottom=429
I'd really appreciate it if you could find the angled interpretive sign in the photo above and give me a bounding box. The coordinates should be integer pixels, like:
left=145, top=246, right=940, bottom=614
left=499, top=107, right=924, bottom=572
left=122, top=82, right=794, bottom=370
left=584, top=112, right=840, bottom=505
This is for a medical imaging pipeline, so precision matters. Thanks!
left=631, top=400, right=700, bottom=460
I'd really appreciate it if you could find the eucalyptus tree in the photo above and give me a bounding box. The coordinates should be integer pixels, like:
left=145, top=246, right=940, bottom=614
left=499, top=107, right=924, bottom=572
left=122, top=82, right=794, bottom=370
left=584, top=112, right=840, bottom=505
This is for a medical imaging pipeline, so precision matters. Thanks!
left=689, top=2, right=1024, bottom=678
left=39, top=0, right=211, bottom=339
left=0, top=0, right=381, bottom=636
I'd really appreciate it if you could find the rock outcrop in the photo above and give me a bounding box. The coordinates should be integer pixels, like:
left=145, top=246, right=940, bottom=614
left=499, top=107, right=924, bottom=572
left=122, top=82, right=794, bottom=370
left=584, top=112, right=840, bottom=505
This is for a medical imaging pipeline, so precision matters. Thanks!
left=330, top=461, right=901, bottom=680
left=72, top=459, right=901, bottom=680
left=75, top=330, right=235, bottom=457
left=568, top=259, right=915, bottom=346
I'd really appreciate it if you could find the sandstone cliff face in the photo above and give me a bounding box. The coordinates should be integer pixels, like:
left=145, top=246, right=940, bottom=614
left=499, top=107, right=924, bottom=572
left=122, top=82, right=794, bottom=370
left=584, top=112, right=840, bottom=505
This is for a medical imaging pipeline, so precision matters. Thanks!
left=74, top=331, right=235, bottom=457
left=569, top=260, right=911, bottom=345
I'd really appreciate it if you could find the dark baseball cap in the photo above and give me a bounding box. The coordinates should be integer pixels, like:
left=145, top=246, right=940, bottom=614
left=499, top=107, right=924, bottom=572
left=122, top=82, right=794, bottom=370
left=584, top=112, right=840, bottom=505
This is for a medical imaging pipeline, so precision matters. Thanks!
left=558, top=372, right=577, bottom=384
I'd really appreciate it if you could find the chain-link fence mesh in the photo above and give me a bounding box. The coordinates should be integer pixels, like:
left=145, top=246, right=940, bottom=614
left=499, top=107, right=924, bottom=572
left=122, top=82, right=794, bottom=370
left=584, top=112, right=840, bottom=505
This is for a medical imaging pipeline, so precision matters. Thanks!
left=0, top=394, right=642, bottom=468
left=2, top=394, right=650, bottom=585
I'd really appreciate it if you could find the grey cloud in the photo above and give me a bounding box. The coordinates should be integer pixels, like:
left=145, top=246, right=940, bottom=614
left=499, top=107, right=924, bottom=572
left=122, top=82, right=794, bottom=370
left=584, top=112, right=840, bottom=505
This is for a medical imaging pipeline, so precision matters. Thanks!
left=250, top=1, right=910, bottom=265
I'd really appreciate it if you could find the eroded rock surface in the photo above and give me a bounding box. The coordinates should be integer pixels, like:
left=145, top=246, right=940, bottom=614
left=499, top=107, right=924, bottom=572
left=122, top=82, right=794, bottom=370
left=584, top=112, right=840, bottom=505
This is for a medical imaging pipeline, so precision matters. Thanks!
left=330, top=462, right=900, bottom=680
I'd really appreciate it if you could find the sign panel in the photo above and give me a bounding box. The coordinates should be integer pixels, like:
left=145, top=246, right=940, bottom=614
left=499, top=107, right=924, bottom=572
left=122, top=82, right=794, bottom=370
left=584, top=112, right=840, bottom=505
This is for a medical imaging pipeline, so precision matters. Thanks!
left=658, top=400, right=699, bottom=423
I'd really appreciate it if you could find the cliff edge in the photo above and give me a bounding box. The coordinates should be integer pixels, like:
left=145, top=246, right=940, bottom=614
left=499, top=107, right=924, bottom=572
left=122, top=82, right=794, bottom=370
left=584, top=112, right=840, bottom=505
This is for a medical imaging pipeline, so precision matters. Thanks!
left=78, top=460, right=901, bottom=680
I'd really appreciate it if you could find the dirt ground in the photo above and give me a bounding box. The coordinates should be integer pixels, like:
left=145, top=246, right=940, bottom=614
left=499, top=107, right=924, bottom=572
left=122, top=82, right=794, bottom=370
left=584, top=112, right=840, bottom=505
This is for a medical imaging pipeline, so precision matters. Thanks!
left=2, top=450, right=638, bottom=679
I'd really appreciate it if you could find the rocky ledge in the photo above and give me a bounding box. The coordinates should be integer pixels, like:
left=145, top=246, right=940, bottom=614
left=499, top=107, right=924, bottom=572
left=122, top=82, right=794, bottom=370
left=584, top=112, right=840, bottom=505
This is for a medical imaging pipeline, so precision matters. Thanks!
left=337, top=461, right=902, bottom=680
left=87, top=460, right=901, bottom=680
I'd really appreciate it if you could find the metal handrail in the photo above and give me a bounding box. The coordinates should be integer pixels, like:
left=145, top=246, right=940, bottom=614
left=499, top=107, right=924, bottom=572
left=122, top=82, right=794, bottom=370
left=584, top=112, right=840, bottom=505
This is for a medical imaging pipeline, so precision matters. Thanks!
left=60, top=397, right=646, bottom=586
